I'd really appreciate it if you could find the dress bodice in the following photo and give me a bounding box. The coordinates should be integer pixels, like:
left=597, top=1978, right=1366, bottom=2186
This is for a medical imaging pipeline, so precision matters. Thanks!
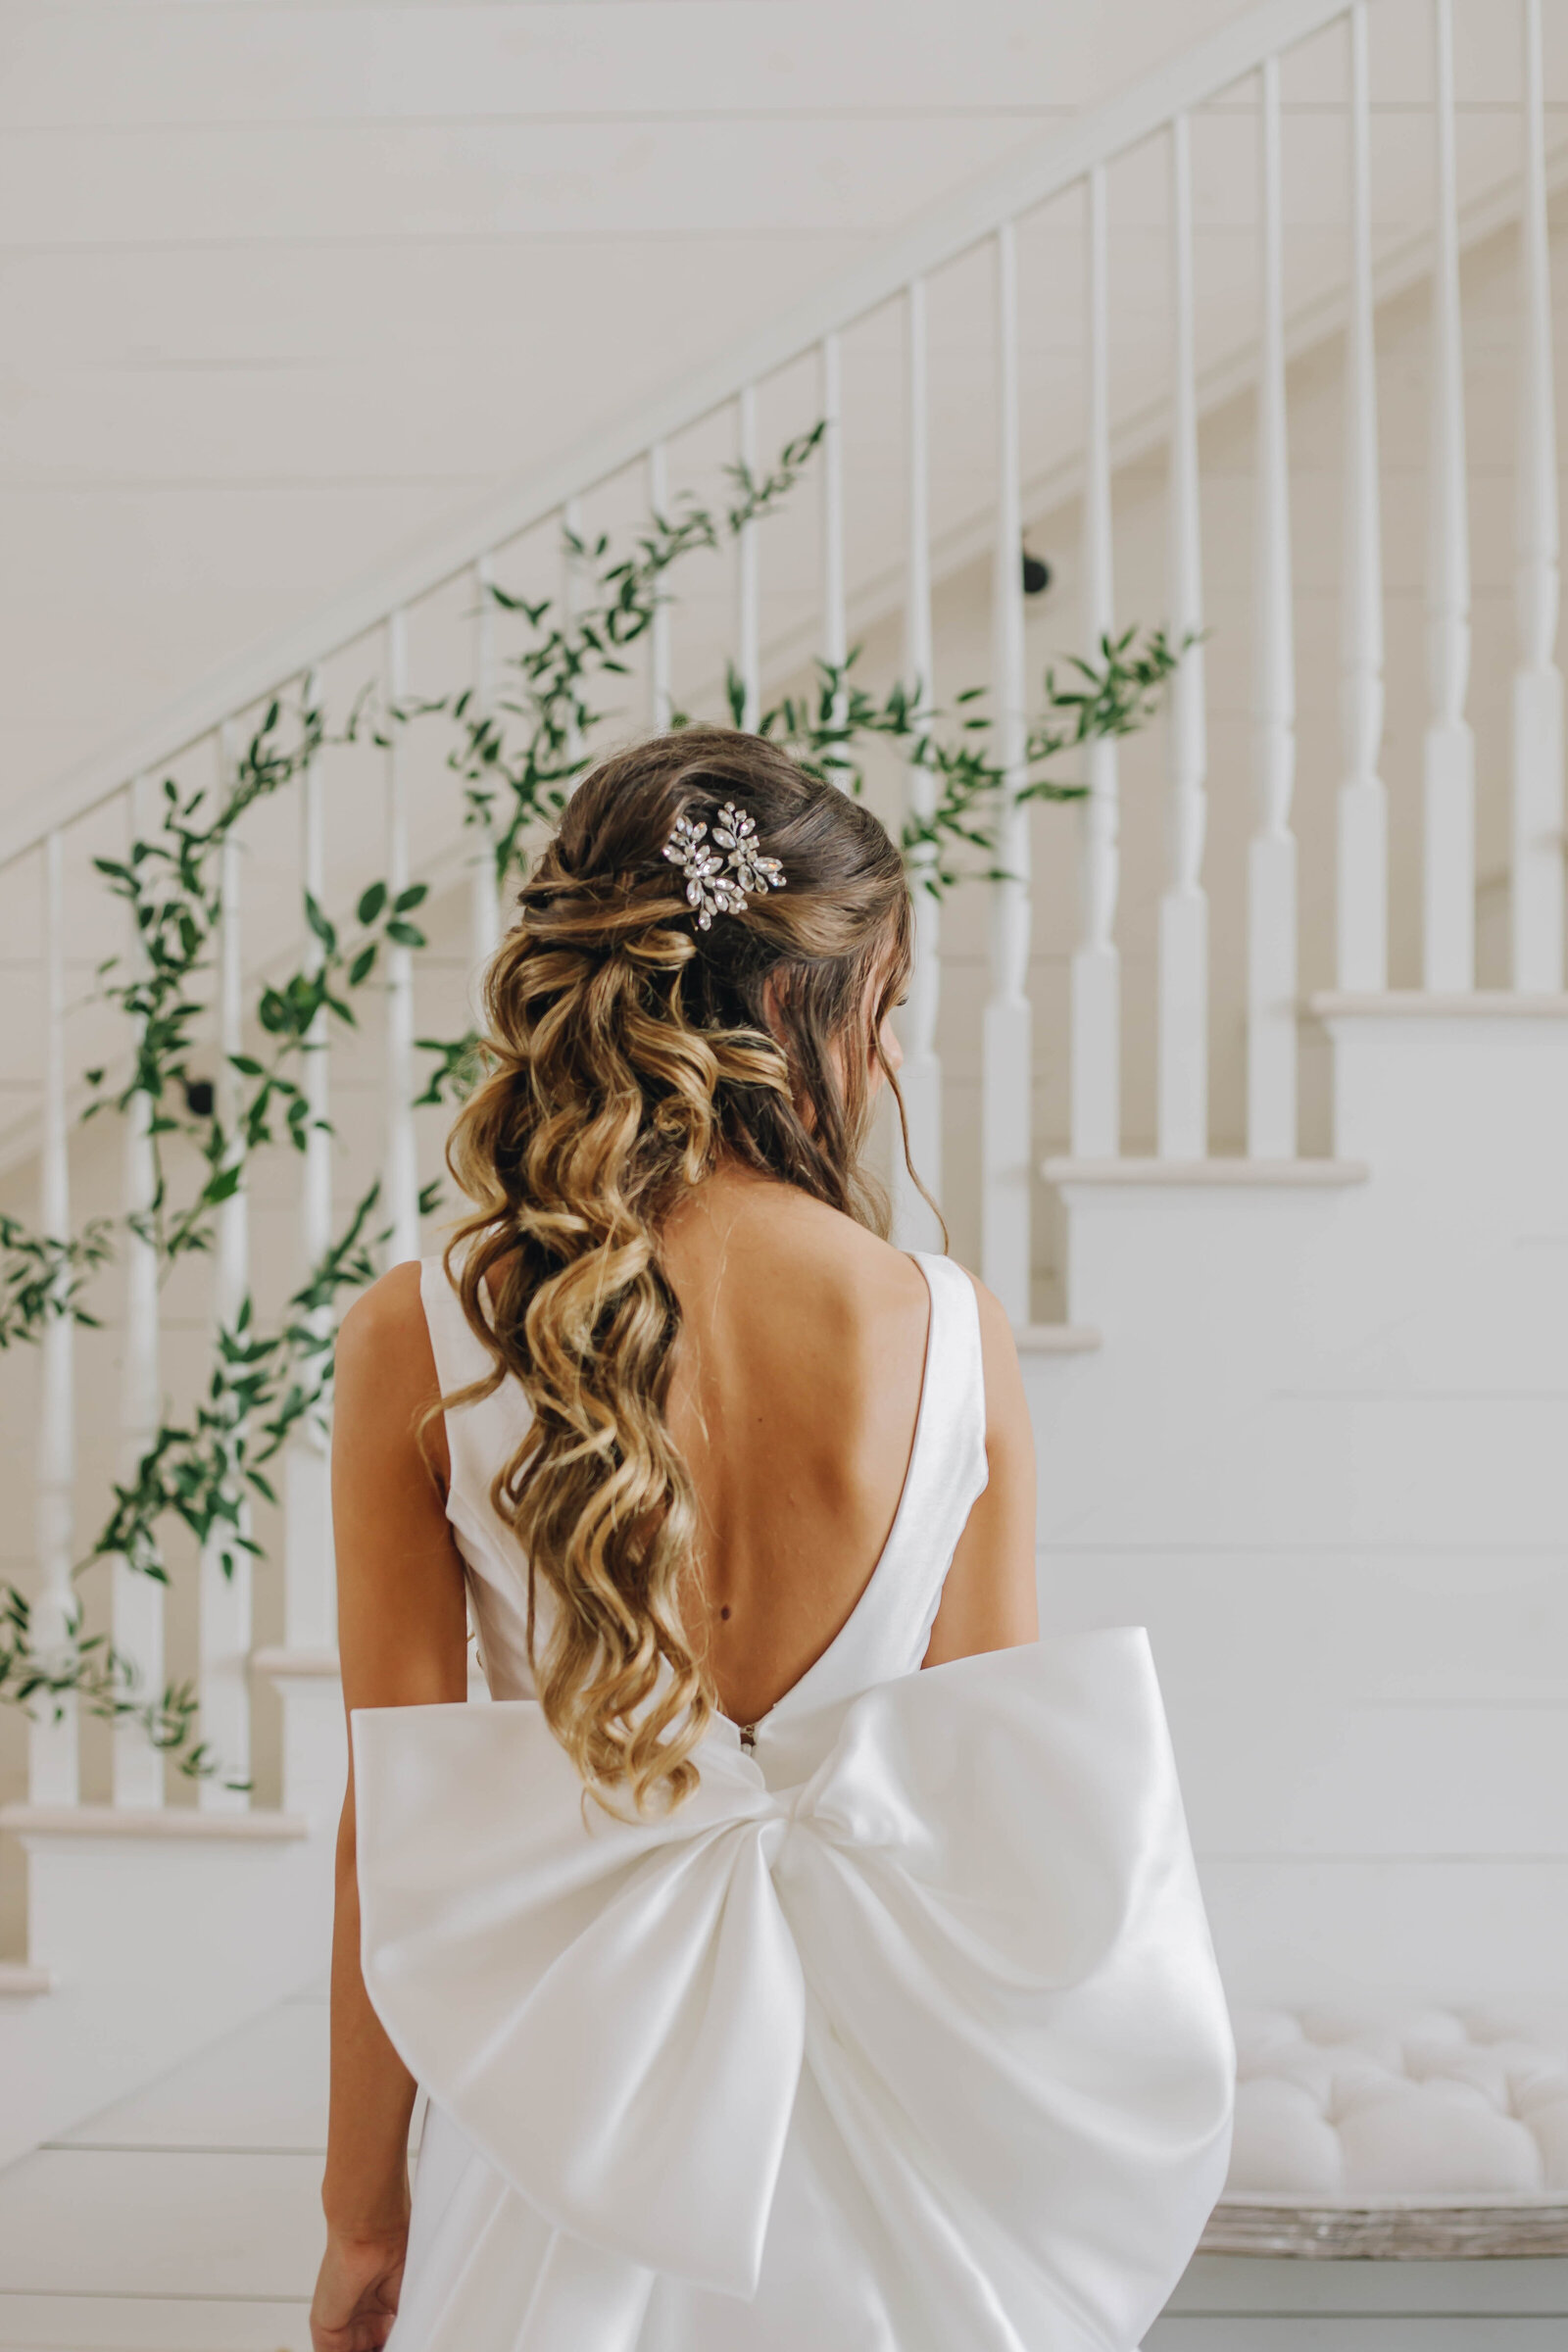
left=416, top=1248, right=989, bottom=1735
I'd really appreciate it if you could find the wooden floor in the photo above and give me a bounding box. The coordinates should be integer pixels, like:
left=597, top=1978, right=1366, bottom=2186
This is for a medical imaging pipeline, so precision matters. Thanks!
left=0, top=1989, right=331, bottom=2352
left=2, top=1996, right=1565, bottom=2351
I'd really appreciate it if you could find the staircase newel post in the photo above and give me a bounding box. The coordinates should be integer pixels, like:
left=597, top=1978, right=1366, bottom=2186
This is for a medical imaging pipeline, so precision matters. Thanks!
left=1510, top=0, right=1564, bottom=993
left=820, top=333, right=848, bottom=751
left=1159, top=113, right=1209, bottom=1161
left=981, top=220, right=1032, bottom=1324
left=1337, top=1, right=1389, bottom=995
left=647, top=444, right=674, bottom=734
left=1248, top=54, right=1298, bottom=1159
left=1422, top=0, right=1476, bottom=992
left=893, top=275, right=944, bottom=1253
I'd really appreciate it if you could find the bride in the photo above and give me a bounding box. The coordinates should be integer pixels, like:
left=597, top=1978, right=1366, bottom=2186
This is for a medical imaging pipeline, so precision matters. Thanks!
left=309, top=728, right=1233, bottom=2352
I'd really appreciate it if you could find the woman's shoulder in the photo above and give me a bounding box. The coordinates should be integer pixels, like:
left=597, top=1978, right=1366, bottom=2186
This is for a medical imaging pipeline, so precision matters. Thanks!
left=336, top=1257, right=429, bottom=1368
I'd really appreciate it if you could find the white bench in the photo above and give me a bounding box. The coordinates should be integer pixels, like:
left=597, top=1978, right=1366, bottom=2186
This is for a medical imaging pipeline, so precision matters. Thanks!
left=1150, top=2008, right=1568, bottom=2348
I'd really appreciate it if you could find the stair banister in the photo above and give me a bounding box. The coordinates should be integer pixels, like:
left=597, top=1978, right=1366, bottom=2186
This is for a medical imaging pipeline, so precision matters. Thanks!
left=283, top=694, right=337, bottom=1662
left=1248, top=52, right=1299, bottom=1161
left=469, top=566, right=503, bottom=970
left=383, top=612, right=421, bottom=1270
left=114, top=772, right=167, bottom=1809
left=820, top=334, right=848, bottom=744
left=198, top=728, right=253, bottom=1815
left=646, top=447, right=675, bottom=735
left=1510, top=0, right=1564, bottom=993
left=1159, top=109, right=1210, bottom=1164
left=892, top=275, right=945, bottom=1257
left=981, top=220, right=1032, bottom=1325
left=1072, top=162, right=1122, bottom=1166
left=1422, top=0, right=1476, bottom=992
left=29, top=829, right=78, bottom=1811
left=735, top=390, right=761, bottom=734
left=1337, top=0, right=1390, bottom=997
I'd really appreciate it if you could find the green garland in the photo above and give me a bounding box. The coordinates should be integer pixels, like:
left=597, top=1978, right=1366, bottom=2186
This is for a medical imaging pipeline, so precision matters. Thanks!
left=0, top=426, right=1188, bottom=1781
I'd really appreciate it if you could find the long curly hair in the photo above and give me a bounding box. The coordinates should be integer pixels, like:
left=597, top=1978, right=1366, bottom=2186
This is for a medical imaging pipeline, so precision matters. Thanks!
left=444, top=727, right=914, bottom=1811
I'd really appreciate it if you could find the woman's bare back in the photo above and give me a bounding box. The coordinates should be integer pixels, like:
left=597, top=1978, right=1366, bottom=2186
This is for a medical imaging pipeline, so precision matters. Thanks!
left=659, top=1164, right=935, bottom=1729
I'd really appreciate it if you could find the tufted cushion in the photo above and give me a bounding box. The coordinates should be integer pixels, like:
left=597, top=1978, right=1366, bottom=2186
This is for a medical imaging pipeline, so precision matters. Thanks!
left=1226, top=2007, right=1568, bottom=2202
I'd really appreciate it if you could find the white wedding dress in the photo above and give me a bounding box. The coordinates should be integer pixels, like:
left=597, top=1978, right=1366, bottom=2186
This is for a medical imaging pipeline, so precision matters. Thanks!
left=353, top=1250, right=1235, bottom=2352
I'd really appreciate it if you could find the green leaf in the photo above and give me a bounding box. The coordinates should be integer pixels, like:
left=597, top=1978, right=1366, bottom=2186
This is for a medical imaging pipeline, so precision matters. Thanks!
left=386, top=919, right=425, bottom=948
left=357, top=882, right=387, bottom=926
left=348, top=945, right=377, bottom=987
left=393, top=882, right=428, bottom=913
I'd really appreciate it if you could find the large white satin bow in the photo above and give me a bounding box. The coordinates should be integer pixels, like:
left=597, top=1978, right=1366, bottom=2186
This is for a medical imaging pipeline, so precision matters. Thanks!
left=354, top=1635, right=1234, bottom=2342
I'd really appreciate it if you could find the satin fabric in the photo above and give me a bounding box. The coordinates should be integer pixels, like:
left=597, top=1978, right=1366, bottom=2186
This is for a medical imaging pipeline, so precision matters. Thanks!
left=356, top=1638, right=1232, bottom=2350
left=357, top=1254, right=1234, bottom=2349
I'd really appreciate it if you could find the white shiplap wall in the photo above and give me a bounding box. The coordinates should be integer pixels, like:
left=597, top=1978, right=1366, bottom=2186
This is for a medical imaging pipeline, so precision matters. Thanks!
left=0, top=0, right=1250, bottom=822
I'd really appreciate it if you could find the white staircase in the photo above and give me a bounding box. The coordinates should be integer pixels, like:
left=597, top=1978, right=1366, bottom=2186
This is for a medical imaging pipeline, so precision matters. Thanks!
left=2, top=0, right=1566, bottom=2245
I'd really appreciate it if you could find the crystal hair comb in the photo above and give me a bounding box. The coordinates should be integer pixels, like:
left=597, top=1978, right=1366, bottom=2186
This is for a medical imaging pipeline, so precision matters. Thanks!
left=662, top=801, right=785, bottom=931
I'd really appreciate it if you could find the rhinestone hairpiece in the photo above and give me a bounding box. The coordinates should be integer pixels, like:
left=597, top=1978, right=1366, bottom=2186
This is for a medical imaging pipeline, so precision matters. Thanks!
left=662, top=801, right=785, bottom=931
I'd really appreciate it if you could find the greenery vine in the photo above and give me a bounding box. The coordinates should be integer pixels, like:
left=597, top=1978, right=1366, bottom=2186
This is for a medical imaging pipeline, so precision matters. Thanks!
left=0, top=421, right=1188, bottom=1785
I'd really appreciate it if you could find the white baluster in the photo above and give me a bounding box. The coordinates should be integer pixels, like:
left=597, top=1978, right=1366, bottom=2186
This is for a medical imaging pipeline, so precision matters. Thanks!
left=981, top=220, right=1031, bottom=1322
left=820, top=333, right=848, bottom=751
left=1073, top=165, right=1121, bottom=1161
left=383, top=612, right=420, bottom=1267
left=1249, top=56, right=1298, bottom=1157
left=1159, top=114, right=1208, bottom=1160
left=469, top=560, right=501, bottom=971
left=282, top=685, right=334, bottom=1659
left=28, top=829, right=78, bottom=1808
left=892, top=276, right=944, bottom=1252
left=113, top=775, right=165, bottom=1806
left=199, top=725, right=251, bottom=1812
left=1511, top=0, right=1563, bottom=992
left=562, top=497, right=585, bottom=777
left=736, top=385, right=760, bottom=731
left=647, top=442, right=674, bottom=732
left=1338, top=1, right=1389, bottom=992
left=1423, top=0, right=1475, bottom=990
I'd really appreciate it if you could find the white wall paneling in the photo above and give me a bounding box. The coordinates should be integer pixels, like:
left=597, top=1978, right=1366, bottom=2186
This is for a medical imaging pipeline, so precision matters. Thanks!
left=1336, top=1, right=1389, bottom=996
left=981, top=220, right=1032, bottom=1322
left=1509, top=0, right=1564, bottom=994
left=197, top=727, right=253, bottom=1816
left=1421, top=0, right=1476, bottom=992
left=1247, top=54, right=1298, bottom=1161
left=1158, top=113, right=1209, bottom=1163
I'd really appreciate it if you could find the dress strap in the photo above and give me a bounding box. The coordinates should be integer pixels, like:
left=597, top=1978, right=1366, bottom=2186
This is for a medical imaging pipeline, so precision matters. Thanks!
left=417, top=1254, right=530, bottom=1541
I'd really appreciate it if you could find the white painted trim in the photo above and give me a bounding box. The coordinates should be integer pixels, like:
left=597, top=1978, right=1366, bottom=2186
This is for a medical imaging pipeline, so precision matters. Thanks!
left=0, top=0, right=1354, bottom=872
left=0, top=1806, right=308, bottom=1842
left=1042, top=1156, right=1370, bottom=1186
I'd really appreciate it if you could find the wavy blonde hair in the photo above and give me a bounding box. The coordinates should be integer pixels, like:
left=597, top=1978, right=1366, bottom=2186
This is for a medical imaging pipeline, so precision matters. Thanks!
left=444, top=728, right=914, bottom=1811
